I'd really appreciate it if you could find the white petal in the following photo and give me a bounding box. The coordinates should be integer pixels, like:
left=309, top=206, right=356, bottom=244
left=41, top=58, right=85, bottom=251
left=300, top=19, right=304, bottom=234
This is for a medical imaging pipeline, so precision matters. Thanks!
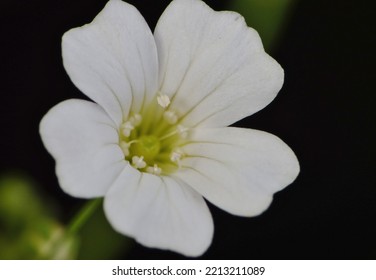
left=154, top=0, right=283, bottom=127
left=62, top=0, right=159, bottom=126
left=40, top=99, right=127, bottom=198
left=104, top=165, right=213, bottom=257
left=173, top=127, right=299, bottom=216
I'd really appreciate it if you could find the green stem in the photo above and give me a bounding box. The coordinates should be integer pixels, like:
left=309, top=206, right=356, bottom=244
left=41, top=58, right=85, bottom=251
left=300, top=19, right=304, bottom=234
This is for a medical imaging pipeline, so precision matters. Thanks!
left=67, top=199, right=101, bottom=234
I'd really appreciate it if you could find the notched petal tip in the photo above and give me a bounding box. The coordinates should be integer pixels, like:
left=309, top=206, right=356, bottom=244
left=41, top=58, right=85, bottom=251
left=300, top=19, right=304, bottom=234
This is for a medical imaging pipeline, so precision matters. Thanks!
left=61, top=0, right=159, bottom=126
left=155, top=0, right=285, bottom=128
left=175, top=127, right=299, bottom=217
left=39, top=99, right=126, bottom=198
left=103, top=168, right=214, bottom=257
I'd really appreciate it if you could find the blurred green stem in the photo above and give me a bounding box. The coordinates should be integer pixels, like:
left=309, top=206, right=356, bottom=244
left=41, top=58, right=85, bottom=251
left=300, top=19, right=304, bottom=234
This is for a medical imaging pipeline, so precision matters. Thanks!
left=68, top=199, right=101, bottom=234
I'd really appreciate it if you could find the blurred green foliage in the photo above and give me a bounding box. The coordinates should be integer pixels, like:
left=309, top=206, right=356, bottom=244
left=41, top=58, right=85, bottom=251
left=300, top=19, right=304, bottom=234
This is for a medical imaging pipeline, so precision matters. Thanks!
left=1, top=218, right=79, bottom=259
left=229, top=0, right=296, bottom=51
left=0, top=173, right=78, bottom=259
left=0, top=175, right=44, bottom=230
left=0, top=173, right=132, bottom=259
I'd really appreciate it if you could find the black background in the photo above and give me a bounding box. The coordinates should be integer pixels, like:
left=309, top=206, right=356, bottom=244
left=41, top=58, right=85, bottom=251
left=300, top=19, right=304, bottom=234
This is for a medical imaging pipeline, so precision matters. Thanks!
left=1, top=0, right=375, bottom=259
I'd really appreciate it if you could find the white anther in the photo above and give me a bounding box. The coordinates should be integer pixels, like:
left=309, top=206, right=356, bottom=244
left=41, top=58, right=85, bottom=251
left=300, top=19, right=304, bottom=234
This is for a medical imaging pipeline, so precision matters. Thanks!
left=121, top=121, right=134, bottom=137
left=132, top=156, right=146, bottom=169
left=146, top=164, right=162, bottom=175
left=163, top=110, right=178, bottom=124
left=177, top=125, right=189, bottom=138
left=129, top=114, right=142, bottom=126
left=157, top=94, right=171, bottom=108
left=170, top=152, right=182, bottom=162
left=170, top=148, right=184, bottom=167
left=119, top=141, right=130, bottom=157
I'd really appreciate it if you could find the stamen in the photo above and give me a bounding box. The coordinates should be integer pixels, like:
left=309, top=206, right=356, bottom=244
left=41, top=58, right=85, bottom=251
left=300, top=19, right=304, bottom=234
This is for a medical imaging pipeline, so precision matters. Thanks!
left=163, top=110, right=178, bottom=124
left=159, top=130, right=177, bottom=141
left=121, top=121, right=134, bottom=137
left=159, top=125, right=190, bottom=141
left=132, top=156, right=146, bottom=169
left=146, top=164, right=162, bottom=175
left=170, top=148, right=184, bottom=168
left=129, top=114, right=142, bottom=126
left=157, top=94, right=171, bottom=108
left=119, top=141, right=130, bottom=157
left=177, top=125, right=189, bottom=138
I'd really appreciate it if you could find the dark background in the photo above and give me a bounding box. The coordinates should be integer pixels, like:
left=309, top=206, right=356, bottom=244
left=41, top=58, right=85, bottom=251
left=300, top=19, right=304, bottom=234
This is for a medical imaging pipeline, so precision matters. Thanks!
left=1, top=0, right=375, bottom=259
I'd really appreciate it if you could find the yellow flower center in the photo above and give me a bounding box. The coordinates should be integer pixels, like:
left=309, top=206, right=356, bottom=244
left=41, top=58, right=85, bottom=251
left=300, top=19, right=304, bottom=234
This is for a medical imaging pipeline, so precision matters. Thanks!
left=119, top=93, right=189, bottom=175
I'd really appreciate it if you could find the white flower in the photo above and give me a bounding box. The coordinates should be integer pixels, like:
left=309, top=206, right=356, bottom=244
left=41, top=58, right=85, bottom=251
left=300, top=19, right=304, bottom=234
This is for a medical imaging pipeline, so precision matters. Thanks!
left=39, top=0, right=299, bottom=257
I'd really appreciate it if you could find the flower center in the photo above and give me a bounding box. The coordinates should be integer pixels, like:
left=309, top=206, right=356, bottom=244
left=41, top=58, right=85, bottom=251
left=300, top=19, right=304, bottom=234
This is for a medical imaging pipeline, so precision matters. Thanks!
left=118, top=93, right=188, bottom=175
left=130, top=135, right=160, bottom=163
